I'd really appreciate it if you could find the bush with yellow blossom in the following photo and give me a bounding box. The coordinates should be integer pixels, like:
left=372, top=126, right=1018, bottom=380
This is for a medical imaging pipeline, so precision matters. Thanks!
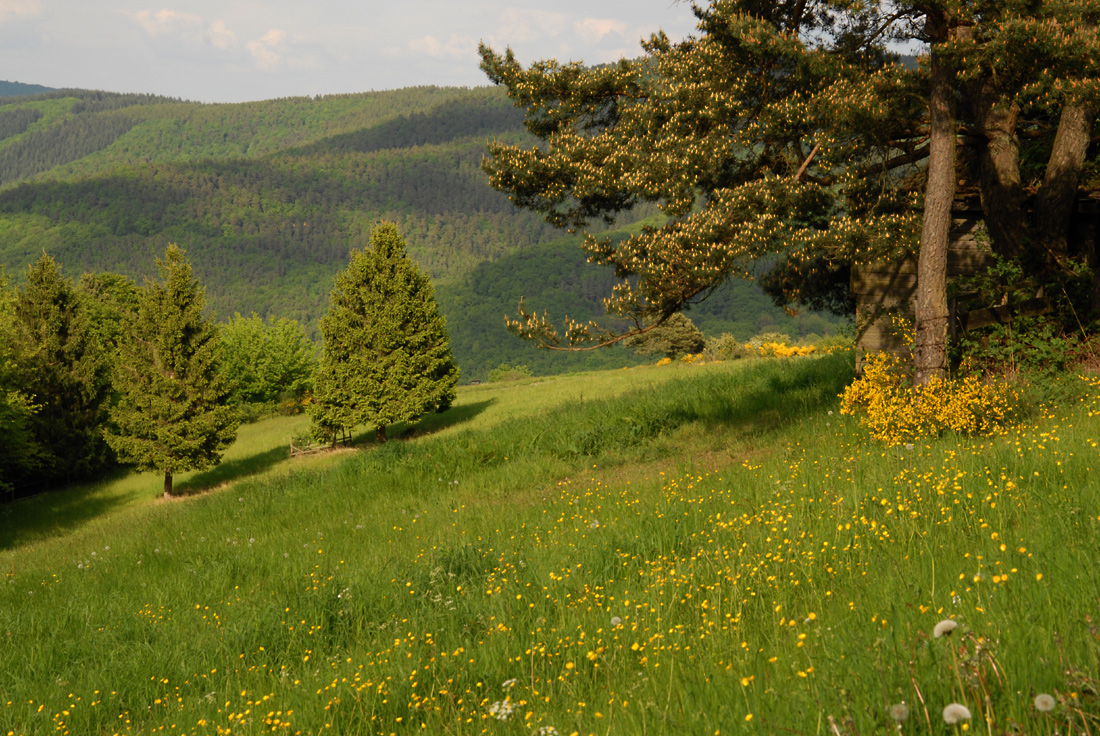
left=839, top=351, right=1019, bottom=445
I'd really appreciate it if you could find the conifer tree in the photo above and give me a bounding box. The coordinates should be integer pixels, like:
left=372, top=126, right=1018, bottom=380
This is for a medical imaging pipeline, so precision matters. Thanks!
left=106, top=244, right=238, bottom=497
left=0, top=270, right=41, bottom=493
left=312, top=223, right=458, bottom=444
left=12, top=253, right=112, bottom=483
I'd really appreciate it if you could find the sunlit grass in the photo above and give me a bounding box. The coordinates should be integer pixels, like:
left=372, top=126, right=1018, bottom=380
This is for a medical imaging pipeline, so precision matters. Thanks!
left=2, top=354, right=1099, bottom=735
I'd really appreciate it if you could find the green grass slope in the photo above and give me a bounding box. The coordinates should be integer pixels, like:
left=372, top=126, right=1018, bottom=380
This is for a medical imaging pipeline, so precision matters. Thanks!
left=2, top=354, right=1098, bottom=735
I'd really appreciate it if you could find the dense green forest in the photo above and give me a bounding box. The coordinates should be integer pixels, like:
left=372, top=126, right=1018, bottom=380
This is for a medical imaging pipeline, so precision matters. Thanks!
left=0, top=86, right=843, bottom=382
left=0, top=81, right=52, bottom=98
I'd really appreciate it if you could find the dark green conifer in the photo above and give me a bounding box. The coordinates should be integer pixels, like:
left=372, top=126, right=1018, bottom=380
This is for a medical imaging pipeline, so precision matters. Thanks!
left=0, top=270, right=41, bottom=493
left=12, top=254, right=111, bottom=483
left=312, top=223, right=458, bottom=443
left=106, top=245, right=238, bottom=497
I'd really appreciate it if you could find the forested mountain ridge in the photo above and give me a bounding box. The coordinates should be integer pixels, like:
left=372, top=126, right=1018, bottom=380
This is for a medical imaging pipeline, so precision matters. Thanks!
left=0, top=86, right=841, bottom=381
left=0, top=87, right=562, bottom=323
left=0, top=81, right=52, bottom=98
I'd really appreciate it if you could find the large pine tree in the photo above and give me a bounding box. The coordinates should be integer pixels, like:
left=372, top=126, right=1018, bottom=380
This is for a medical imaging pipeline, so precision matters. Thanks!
left=106, top=244, right=238, bottom=497
left=312, top=223, right=458, bottom=444
left=12, top=253, right=112, bottom=483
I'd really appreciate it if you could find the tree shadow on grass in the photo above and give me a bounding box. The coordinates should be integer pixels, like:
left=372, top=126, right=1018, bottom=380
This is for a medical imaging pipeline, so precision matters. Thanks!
left=343, top=399, right=497, bottom=447
left=0, top=472, right=133, bottom=551
left=172, top=445, right=291, bottom=497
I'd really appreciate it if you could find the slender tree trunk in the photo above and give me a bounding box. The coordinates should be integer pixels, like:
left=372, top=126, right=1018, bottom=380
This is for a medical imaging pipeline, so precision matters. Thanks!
left=376, top=424, right=387, bottom=443
left=972, top=84, right=1026, bottom=259
left=1037, top=101, right=1093, bottom=263
left=163, top=470, right=173, bottom=499
left=915, top=11, right=956, bottom=385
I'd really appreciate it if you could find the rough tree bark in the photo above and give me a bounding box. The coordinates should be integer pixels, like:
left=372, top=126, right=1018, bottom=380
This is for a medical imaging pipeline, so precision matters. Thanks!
left=914, top=9, right=956, bottom=385
left=972, top=83, right=1027, bottom=260
left=1037, top=101, right=1094, bottom=263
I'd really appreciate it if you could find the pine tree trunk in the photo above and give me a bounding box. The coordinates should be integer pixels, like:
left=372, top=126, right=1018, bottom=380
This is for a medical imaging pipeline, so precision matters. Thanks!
left=163, top=470, right=173, bottom=499
left=376, top=424, right=387, bottom=443
left=972, top=85, right=1026, bottom=259
left=914, top=12, right=956, bottom=385
left=1037, top=101, right=1093, bottom=263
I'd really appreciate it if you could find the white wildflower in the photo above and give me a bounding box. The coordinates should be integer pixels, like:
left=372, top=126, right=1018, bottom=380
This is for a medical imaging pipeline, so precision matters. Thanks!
left=933, top=619, right=958, bottom=638
left=942, top=703, right=971, bottom=724
left=489, top=699, right=517, bottom=720
left=1034, top=693, right=1056, bottom=712
left=889, top=702, right=909, bottom=722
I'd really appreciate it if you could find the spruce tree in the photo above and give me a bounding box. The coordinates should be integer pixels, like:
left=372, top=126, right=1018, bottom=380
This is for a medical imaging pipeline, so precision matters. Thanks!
left=0, top=270, right=41, bottom=493
left=312, top=223, right=458, bottom=444
left=12, top=254, right=112, bottom=483
left=106, top=244, right=238, bottom=497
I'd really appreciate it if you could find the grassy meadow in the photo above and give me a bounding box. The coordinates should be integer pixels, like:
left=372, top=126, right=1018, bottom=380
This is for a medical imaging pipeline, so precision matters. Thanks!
left=2, top=352, right=1099, bottom=735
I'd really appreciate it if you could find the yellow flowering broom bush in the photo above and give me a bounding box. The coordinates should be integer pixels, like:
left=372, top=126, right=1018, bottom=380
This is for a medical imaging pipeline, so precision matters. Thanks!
left=840, top=351, right=1019, bottom=445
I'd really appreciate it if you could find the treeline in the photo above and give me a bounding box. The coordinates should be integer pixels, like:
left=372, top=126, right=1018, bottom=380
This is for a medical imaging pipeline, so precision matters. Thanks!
left=0, top=81, right=53, bottom=98
left=0, top=86, right=514, bottom=184
left=0, top=252, right=316, bottom=500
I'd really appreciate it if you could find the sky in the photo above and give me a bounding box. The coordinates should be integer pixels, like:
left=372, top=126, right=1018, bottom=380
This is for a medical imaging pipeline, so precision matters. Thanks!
left=0, top=1, right=699, bottom=103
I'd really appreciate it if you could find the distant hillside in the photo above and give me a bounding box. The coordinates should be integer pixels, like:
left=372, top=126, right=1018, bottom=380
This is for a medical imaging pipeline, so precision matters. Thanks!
left=439, top=223, right=842, bottom=381
left=0, top=81, right=53, bottom=97
left=0, top=87, right=563, bottom=324
left=0, top=86, right=844, bottom=381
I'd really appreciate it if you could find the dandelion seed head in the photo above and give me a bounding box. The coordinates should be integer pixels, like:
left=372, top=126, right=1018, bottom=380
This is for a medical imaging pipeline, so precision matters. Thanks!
left=934, top=619, right=958, bottom=638
left=611, top=616, right=622, bottom=626
left=1034, top=693, right=1056, bottom=712
left=889, top=702, right=909, bottom=722
left=942, top=703, right=971, bottom=724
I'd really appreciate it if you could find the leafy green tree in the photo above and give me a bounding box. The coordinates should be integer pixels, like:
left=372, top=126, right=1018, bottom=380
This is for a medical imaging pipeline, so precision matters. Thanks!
left=312, top=223, right=459, bottom=444
left=220, top=313, right=315, bottom=406
left=0, top=270, right=41, bottom=494
left=106, top=245, right=238, bottom=497
left=11, top=254, right=112, bottom=483
left=624, top=313, right=706, bottom=359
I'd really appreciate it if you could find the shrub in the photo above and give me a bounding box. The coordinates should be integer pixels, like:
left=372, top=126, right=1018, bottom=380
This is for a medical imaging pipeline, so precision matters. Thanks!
left=486, top=363, right=533, bottom=382
left=706, top=333, right=749, bottom=361
left=839, top=351, right=1019, bottom=445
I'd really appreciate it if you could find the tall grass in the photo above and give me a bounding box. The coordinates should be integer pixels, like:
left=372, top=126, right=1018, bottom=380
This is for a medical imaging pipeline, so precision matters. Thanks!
left=2, top=353, right=1098, bottom=735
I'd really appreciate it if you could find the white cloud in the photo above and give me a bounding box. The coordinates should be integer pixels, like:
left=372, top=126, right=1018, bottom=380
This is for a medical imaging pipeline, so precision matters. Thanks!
left=246, top=28, right=286, bottom=70
left=574, top=17, right=626, bottom=43
left=204, top=19, right=236, bottom=50
left=408, top=33, right=474, bottom=60
left=0, top=0, right=41, bottom=24
left=131, top=8, right=202, bottom=36
left=492, top=9, right=567, bottom=44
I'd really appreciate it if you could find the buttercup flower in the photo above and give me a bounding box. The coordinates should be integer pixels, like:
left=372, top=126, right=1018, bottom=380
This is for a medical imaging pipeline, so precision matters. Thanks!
left=942, top=703, right=971, bottom=724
